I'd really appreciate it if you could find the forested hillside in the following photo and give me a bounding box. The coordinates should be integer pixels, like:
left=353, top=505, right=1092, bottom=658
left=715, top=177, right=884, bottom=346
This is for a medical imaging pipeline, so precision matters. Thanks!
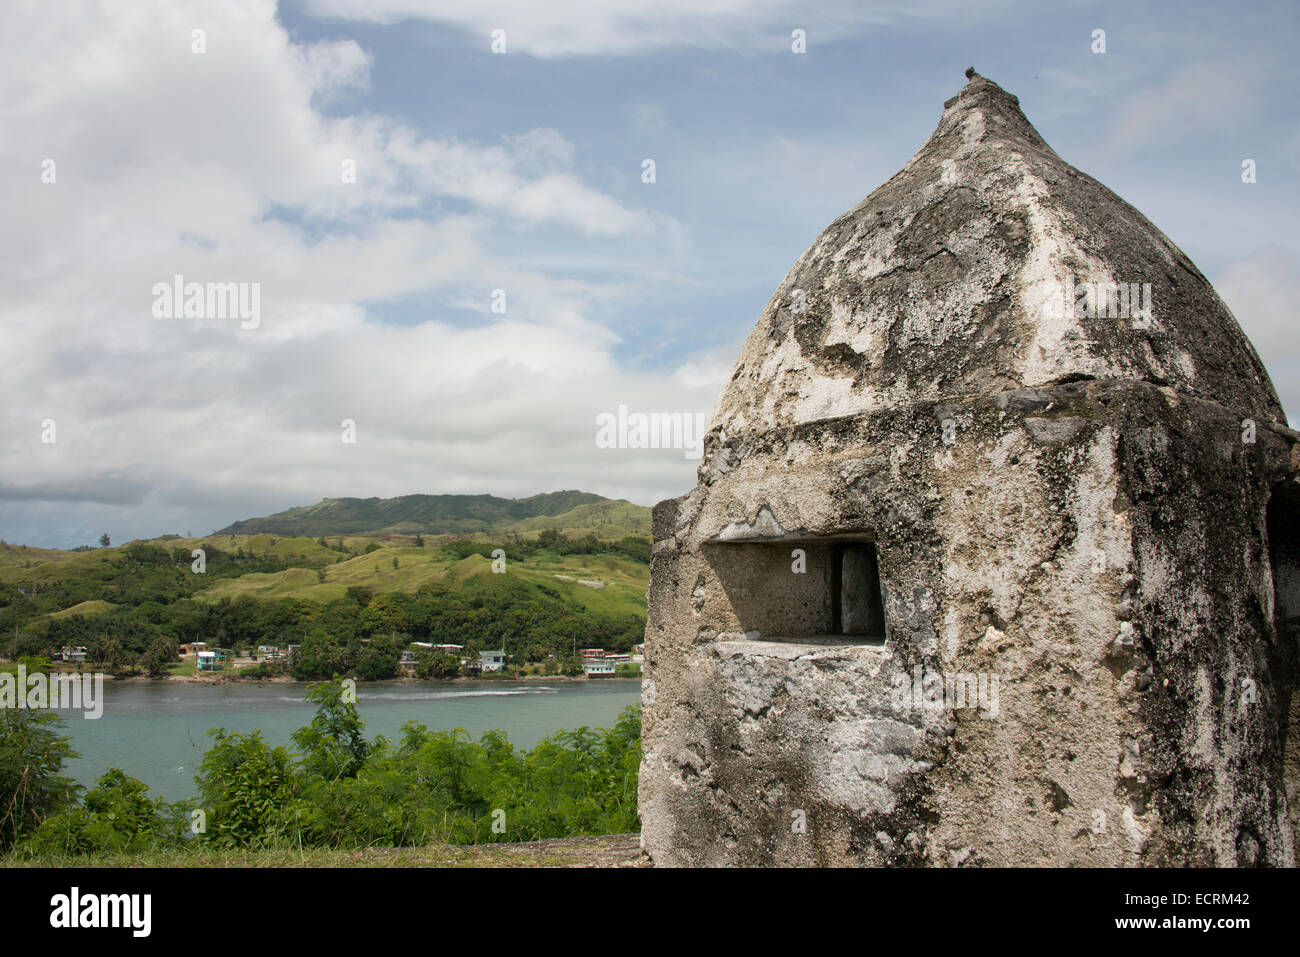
left=1, top=522, right=650, bottom=678
left=218, top=491, right=650, bottom=538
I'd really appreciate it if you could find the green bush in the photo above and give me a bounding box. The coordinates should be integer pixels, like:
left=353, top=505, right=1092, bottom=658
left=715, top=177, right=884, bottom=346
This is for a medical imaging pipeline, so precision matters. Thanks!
left=287, top=708, right=641, bottom=849
left=0, top=707, right=80, bottom=852
left=292, top=680, right=370, bottom=781
left=21, top=768, right=189, bottom=856
left=5, top=678, right=642, bottom=859
left=194, top=729, right=299, bottom=849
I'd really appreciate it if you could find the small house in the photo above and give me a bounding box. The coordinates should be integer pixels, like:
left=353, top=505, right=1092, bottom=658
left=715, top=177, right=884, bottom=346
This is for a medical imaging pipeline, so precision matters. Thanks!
left=196, top=649, right=227, bottom=672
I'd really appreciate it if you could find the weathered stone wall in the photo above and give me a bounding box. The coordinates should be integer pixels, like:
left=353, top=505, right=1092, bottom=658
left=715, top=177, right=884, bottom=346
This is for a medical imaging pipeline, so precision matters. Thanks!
left=1112, top=387, right=1298, bottom=866
left=710, top=76, right=1283, bottom=441
left=640, top=379, right=1299, bottom=866
left=1270, top=483, right=1300, bottom=853
left=706, top=540, right=835, bottom=638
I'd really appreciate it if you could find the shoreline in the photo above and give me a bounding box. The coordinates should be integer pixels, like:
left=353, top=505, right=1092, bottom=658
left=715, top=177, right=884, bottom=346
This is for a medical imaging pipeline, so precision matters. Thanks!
left=5, top=663, right=642, bottom=686
left=123, top=672, right=640, bottom=685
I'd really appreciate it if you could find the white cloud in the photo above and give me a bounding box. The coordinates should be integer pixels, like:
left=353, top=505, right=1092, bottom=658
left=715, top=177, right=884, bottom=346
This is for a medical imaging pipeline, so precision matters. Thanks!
left=0, top=0, right=706, bottom=547
left=298, top=0, right=1011, bottom=57
left=1107, top=59, right=1258, bottom=154
left=292, top=37, right=373, bottom=99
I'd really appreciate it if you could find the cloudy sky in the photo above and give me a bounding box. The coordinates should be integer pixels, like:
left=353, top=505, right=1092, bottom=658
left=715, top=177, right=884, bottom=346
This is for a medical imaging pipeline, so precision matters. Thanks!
left=3, top=0, right=1297, bottom=548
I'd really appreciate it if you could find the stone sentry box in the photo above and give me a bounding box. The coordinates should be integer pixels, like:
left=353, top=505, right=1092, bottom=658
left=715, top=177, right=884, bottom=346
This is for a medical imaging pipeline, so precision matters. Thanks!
left=637, top=71, right=1300, bottom=867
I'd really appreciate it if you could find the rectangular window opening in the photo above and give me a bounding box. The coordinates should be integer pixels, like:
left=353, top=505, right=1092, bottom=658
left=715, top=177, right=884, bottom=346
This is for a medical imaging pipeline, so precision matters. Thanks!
left=832, top=543, right=886, bottom=644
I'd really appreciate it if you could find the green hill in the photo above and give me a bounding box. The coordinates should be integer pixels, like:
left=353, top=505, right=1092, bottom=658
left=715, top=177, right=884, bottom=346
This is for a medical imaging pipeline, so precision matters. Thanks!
left=0, top=542, right=90, bottom=568
left=217, top=491, right=649, bottom=538
left=2, top=491, right=652, bottom=675
left=196, top=548, right=648, bottom=619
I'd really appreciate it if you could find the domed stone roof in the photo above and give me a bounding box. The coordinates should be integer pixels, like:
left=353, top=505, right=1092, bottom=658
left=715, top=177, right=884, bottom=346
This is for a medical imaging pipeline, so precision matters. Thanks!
left=711, top=70, right=1284, bottom=438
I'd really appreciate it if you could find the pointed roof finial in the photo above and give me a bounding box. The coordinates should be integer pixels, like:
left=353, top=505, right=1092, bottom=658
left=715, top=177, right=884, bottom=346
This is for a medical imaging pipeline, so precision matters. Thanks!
left=965, top=66, right=979, bottom=80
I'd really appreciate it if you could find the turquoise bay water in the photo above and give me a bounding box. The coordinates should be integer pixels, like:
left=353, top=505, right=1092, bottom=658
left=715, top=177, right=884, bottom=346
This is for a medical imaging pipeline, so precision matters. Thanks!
left=58, top=679, right=642, bottom=803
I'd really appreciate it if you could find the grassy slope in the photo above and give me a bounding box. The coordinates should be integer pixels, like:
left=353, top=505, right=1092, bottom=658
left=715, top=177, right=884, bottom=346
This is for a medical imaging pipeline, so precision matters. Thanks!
left=1, top=834, right=646, bottom=868
left=193, top=549, right=648, bottom=618
left=4, top=525, right=650, bottom=626
left=506, top=500, right=650, bottom=539
left=183, top=534, right=340, bottom=562
left=0, top=535, right=338, bottom=587
left=48, top=599, right=116, bottom=619
left=0, top=548, right=115, bottom=585
left=3, top=535, right=348, bottom=625
left=0, top=542, right=88, bottom=567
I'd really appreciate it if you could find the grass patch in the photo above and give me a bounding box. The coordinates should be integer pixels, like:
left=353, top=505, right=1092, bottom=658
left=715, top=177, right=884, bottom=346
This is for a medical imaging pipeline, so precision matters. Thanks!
left=2, top=835, right=644, bottom=869
left=48, top=599, right=116, bottom=620
left=192, top=548, right=649, bottom=616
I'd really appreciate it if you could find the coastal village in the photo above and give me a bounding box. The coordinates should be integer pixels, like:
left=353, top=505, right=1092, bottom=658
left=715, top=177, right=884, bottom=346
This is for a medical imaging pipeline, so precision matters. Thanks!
left=55, top=641, right=644, bottom=680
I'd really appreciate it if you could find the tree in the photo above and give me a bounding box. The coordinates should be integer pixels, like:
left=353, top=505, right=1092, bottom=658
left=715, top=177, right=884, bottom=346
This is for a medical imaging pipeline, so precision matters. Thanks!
left=195, top=729, right=297, bottom=848
left=353, top=634, right=399, bottom=681
left=98, top=533, right=110, bottom=548
left=292, top=679, right=369, bottom=780
left=114, top=649, right=141, bottom=676
left=0, top=707, right=80, bottom=851
left=345, top=586, right=374, bottom=607
left=291, top=630, right=347, bottom=681
left=90, top=637, right=123, bottom=672
left=416, top=647, right=461, bottom=679
left=141, top=636, right=176, bottom=678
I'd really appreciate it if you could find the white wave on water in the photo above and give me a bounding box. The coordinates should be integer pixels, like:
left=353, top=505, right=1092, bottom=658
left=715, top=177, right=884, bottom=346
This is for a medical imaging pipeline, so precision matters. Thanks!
left=274, top=686, right=561, bottom=704
left=390, top=689, right=556, bottom=701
